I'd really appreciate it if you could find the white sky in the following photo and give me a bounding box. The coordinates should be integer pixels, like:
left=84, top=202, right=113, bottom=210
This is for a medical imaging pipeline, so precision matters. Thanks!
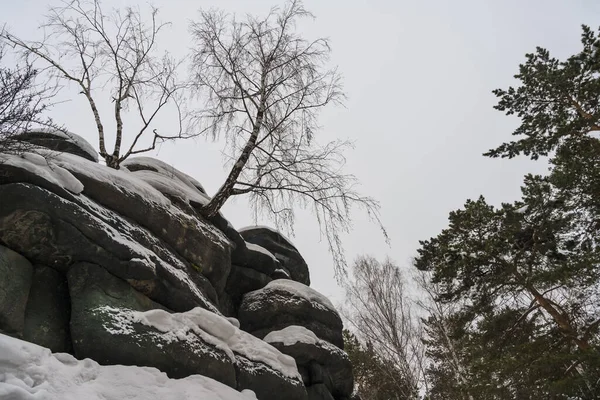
left=3, top=0, right=600, bottom=306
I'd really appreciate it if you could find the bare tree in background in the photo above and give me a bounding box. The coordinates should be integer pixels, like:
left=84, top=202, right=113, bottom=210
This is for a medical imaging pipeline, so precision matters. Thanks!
left=0, top=41, right=59, bottom=154
left=2, top=0, right=188, bottom=168
left=413, top=270, right=474, bottom=400
left=190, top=0, right=386, bottom=274
left=342, top=256, right=425, bottom=398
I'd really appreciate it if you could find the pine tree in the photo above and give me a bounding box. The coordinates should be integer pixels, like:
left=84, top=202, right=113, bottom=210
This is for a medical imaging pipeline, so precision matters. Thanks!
left=486, top=25, right=600, bottom=160
left=416, top=24, right=600, bottom=399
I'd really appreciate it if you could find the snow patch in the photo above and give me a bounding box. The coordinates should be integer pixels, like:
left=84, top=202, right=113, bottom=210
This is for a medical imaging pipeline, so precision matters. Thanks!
left=132, top=169, right=211, bottom=207
left=246, top=242, right=278, bottom=262
left=266, top=280, right=337, bottom=313
left=121, top=157, right=207, bottom=194
left=264, top=325, right=319, bottom=346
left=264, top=326, right=348, bottom=360
left=52, top=152, right=171, bottom=207
left=0, top=152, right=84, bottom=194
left=273, top=269, right=291, bottom=279
left=227, top=318, right=241, bottom=328
left=0, top=333, right=257, bottom=400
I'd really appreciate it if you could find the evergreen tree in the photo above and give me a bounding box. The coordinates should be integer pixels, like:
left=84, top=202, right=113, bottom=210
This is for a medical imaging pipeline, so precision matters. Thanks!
left=486, top=25, right=600, bottom=160
left=416, top=24, right=600, bottom=399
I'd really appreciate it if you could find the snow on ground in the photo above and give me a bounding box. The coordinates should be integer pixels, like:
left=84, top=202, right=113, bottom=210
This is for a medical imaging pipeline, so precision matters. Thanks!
left=0, top=152, right=84, bottom=194
left=266, top=280, right=337, bottom=313
left=95, top=306, right=301, bottom=380
left=26, top=128, right=99, bottom=162
left=0, top=333, right=257, bottom=400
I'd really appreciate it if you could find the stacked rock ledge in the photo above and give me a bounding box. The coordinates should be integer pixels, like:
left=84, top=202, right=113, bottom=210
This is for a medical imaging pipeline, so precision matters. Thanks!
left=0, top=131, right=353, bottom=400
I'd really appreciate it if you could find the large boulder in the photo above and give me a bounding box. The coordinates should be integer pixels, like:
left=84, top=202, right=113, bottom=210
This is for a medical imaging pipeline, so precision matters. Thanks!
left=12, top=129, right=99, bottom=162
left=51, top=153, right=233, bottom=296
left=238, top=280, right=344, bottom=349
left=265, top=326, right=353, bottom=398
left=68, top=262, right=236, bottom=384
left=23, top=265, right=71, bottom=353
left=240, top=226, right=310, bottom=285
left=232, top=241, right=280, bottom=276
left=122, top=156, right=249, bottom=289
left=0, top=244, right=33, bottom=335
left=0, top=182, right=218, bottom=313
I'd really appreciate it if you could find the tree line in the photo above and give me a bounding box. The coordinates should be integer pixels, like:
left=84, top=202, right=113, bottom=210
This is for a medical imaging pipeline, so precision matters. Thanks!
left=343, top=25, right=600, bottom=400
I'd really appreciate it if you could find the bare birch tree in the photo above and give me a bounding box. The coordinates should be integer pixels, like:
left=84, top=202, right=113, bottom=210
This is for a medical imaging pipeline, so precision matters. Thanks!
left=189, top=0, right=386, bottom=274
left=413, top=270, right=474, bottom=400
left=341, top=256, right=424, bottom=398
left=2, top=0, right=188, bottom=168
left=0, top=40, right=59, bottom=154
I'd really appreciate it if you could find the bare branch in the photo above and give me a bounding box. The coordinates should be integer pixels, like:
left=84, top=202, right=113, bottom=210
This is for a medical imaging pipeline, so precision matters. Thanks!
left=2, top=0, right=190, bottom=168
left=189, top=0, right=386, bottom=276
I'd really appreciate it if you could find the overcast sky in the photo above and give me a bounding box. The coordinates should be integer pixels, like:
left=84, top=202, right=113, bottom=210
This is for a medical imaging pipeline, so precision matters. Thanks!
left=3, top=0, right=600, bottom=306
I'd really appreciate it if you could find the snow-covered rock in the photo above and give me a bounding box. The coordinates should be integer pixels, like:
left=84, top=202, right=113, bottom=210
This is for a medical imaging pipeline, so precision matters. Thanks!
left=13, top=128, right=99, bottom=162
left=0, top=146, right=350, bottom=400
left=67, top=262, right=306, bottom=399
left=232, top=241, right=280, bottom=276
left=68, top=262, right=233, bottom=383
left=0, top=182, right=218, bottom=313
left=0, top=152, right=84, bottom=196
left=0, top=333, right=258, bottom=400
left=121, top=156, right=207, bottom=194
left=265, top=326, right=353, bottom=398
left=240, top=226, right=310, bottom=285
left=238, top=280, right=344, bottom=349
left=49, top=152, right=233, bottom=296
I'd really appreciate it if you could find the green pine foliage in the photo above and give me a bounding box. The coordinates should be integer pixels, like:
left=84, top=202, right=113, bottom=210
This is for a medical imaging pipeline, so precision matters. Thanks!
left=416, top=24, right=600, bottom=399
left=486, top=25, right=600, bottom=160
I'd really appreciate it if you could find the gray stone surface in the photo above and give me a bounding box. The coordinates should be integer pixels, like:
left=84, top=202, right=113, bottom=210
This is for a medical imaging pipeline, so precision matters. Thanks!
left=23, top=265, right=71, bottom=352
left=240, top=227, right=310, bottom=285
left=0, top=244, right=33, bottom=335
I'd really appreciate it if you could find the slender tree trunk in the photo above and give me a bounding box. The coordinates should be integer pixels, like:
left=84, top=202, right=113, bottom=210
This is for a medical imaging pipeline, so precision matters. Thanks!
left=201, top=103, right=265, bottom=218
left=435, top=317, right=474, bottom=400
left=83, top=90, right=107, bottom=157
left=109, top=92, right=124, bottom=168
